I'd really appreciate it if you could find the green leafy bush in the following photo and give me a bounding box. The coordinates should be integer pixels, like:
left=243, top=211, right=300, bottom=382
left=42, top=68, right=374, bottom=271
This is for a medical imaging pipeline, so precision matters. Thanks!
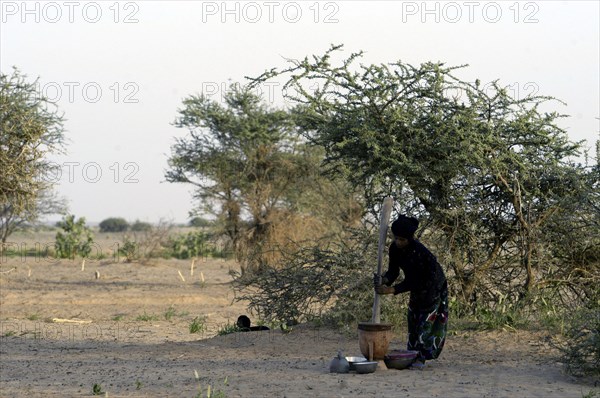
left=169, top=231, right=212, bottom=259
left=55, top=215, right=94, bottom=259
left=92, top=383, right=104, bottom=395
left=118, top=236, right=139, bottom=262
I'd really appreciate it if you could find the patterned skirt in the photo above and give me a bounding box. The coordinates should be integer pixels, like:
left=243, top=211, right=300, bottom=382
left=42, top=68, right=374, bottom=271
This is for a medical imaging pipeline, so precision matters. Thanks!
left=407, top=283, right=449, bottom=360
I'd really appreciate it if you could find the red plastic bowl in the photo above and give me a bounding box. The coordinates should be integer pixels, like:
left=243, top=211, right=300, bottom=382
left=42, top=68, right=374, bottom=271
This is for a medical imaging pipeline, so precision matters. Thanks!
left=386, top=349, right=418, bottom=359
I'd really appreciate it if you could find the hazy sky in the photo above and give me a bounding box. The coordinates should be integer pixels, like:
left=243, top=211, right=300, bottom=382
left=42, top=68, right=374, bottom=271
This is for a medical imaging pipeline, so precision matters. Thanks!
left=1, top=0, right=599, bottom=223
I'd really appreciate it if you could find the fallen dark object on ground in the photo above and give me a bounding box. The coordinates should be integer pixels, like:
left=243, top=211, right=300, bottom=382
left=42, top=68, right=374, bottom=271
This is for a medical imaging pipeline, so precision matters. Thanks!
left=237, top=315, right=270, bottom=331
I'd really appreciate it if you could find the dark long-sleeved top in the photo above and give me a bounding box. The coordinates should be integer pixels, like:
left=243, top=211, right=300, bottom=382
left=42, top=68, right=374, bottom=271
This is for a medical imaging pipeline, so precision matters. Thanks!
left=383, top=239, right=447, bottom=310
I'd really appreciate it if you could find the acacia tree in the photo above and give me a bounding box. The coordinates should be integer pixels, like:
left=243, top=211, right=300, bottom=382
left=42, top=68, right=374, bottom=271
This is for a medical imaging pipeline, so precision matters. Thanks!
left=249, top=45, right=597, bottom=309
left=0, top=68, right=66, bottom=243
left=166, top=84, right=359, bottom=271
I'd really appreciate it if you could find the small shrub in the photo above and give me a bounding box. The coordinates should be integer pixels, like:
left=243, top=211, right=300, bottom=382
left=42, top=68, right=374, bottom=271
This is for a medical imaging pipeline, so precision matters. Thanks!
left=55, top=215, right=94, bottom=259
left=193, top=371, right=228, bottom=398
left=556, top=304, right=600, bottom=378
left=189, top=316, right=207, bottom=334
left=233, top=229, right=377, bottom=326
left=217, top=323, right=241, bottom=336
left=114, top=219, right=173, bottom=262
left=169, top=231, right=212, bottom=259
left=92, top=383, right=104, bottom=395
left=118, top=236, right=139, bottom=262
left=136, top=311, right=159, bottom=322
left=164, top=306, right=177, bottom=321
left=582, top=390, right=599, bottom=398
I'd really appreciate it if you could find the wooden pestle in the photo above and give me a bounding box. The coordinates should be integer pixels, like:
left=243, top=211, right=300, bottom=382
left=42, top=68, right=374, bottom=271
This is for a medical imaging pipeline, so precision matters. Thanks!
left=371, top=196, right=394, bottom=324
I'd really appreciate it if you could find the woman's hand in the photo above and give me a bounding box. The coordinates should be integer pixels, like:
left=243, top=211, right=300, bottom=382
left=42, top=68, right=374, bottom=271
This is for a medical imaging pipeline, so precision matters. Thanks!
left=373, top=273, right=389, bottom=287
left=375, top=285, right=395, bottom=295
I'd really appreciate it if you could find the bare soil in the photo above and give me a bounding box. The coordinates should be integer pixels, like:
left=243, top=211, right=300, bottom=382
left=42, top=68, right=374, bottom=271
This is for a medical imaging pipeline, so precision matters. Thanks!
left=0, top=257, right=597, bottom=397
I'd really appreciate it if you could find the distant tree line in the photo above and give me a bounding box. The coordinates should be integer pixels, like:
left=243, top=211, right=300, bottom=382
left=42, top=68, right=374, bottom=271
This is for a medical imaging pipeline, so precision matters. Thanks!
left=98, top=217, right=152, bottom=233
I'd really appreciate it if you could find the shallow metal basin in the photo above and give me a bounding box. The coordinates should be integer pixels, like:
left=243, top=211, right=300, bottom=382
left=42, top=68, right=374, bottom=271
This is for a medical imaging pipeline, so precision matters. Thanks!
left=345, top=356, right=367, bottom=371
left=353, top=360, right=378, bottom=374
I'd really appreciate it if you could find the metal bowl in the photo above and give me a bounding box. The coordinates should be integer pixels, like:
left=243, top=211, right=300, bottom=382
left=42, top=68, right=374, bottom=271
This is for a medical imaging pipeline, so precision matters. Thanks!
left=384, top=350, right=419, bottom=370
left=353, top=361, right=378, bottom=374
left=345, top=356, right=367, bottom=371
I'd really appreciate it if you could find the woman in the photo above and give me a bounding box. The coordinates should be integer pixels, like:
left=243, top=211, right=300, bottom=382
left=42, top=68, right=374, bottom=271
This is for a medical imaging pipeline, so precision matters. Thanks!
left=374, top=215, right=448, bottom=370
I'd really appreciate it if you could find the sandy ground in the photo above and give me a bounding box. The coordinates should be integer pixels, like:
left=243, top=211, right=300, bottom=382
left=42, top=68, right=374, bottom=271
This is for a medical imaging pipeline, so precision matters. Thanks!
left=0, top=257, right=597, bottom=397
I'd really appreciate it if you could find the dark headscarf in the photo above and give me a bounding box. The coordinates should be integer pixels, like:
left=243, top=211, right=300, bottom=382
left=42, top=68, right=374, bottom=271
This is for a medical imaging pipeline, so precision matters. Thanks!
left=391, top=215, right=419, bottom=239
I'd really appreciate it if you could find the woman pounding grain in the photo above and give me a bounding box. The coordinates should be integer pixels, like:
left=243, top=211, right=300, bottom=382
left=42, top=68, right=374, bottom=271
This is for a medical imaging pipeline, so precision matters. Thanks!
left=373, top=215, right=449, bottom=370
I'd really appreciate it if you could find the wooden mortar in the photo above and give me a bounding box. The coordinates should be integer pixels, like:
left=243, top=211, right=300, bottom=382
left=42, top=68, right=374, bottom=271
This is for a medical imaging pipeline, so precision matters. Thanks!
left=357, top=322, right=393, bottom=361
